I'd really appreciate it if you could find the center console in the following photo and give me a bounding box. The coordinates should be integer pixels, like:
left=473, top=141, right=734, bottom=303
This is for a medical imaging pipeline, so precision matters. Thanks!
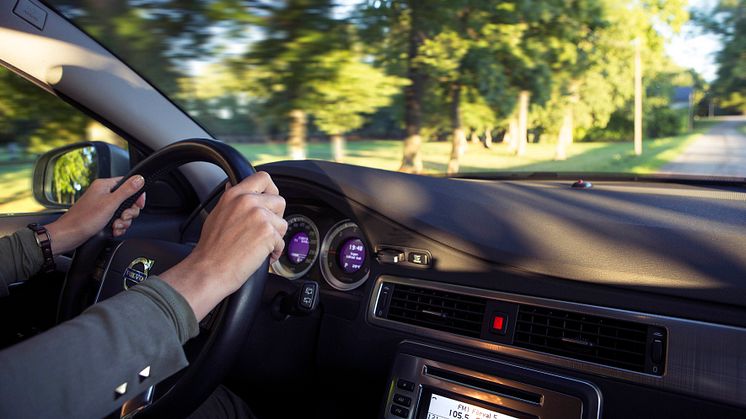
left=383, top=342, right=601, bottom=419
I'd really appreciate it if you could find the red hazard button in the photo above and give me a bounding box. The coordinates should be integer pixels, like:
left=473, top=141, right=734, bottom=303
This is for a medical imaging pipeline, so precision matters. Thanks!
left=490, top=312, right=508, bottom=335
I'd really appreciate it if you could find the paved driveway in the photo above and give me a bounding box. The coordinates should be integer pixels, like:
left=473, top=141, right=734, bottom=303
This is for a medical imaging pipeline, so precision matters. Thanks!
left=660, top=116, right=746, bottom=177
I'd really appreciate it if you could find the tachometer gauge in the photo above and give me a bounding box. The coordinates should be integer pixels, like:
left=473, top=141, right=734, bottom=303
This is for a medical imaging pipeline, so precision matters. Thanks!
left=320, top=220, right=370, bottom=291
left=271, top=214, right=320, bottom=280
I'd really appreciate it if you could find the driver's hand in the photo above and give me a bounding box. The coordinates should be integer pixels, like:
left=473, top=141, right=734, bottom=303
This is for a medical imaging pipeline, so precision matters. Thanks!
left=160, top=172, right=287, bottom=320
left=45, top=176, right=146, bottom=255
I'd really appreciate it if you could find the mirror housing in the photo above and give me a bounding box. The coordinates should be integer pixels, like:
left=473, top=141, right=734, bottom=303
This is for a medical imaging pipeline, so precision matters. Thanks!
left=32, top=141, right=129, bottom=209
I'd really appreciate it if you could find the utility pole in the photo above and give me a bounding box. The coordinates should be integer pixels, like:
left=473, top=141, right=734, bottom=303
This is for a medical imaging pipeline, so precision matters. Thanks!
left=634, top=37, right=643, bottom=156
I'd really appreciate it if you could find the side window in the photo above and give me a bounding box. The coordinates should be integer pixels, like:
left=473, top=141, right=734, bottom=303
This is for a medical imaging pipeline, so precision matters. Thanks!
left=0, top=67, right=125, bottom=214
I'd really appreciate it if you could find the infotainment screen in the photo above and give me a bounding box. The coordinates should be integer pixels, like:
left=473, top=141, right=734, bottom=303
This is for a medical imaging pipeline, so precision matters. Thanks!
left=425, top=394, right=519, bottom=419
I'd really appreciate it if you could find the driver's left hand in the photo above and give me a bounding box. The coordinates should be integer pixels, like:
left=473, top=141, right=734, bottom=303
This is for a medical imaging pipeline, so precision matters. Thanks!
left=45, top=175, right=146, bottom=255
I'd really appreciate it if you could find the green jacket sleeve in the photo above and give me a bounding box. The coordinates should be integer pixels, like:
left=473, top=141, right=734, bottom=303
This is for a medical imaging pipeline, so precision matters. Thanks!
left=0, top=229, right=44, bottom=297
left=0, top=276, right=199, bottom=419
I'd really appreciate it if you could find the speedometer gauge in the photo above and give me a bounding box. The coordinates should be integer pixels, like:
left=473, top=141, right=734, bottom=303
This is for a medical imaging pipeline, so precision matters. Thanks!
left=320, top=220, right=370, bottom=291
left=271, top=214, right=320, bottom=280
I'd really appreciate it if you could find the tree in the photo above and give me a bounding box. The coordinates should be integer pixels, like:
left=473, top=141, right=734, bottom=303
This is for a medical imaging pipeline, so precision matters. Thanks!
left=249, top=0, right=344, bottom=159
left=695, top=0, right=746, bottom=114
left=307, top=50, right=406, bottom=161
left=0, top=67, right=87, bottom=150
left=55, top=0, right=218, bottom=96
left=359, top=0, right=445, bottom=173
left=52, top=147, right=95, bottom=204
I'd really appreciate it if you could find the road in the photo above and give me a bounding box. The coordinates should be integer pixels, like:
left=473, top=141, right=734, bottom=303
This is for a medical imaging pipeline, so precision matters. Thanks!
left=659, top=116, right=746, bottom=177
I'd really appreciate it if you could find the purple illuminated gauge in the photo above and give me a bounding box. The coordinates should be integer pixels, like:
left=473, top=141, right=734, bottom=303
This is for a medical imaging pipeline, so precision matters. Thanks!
left=338, top=238, right=366, bottom=273
left=271, top=214, right=319, bottom=280
left=287, top=232, right=310, bottom=264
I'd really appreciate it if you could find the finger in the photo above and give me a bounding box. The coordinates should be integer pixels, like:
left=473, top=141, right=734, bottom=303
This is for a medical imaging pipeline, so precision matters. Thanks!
left=135, top=192, right=146, bottom=209
left=264, top=210, right=288, bottom=235
left=111, top=175, right=145, bottom=203
left=120, top=206, right=141, bottom=221
left=270, top=230, right=285, bottom=262
left=112, top=219, right=133, bottom=230
left=232, top=172, right=279, bottom=196
left=112, top=227, right=126, bottom=237
left=254, top=194, right=286, bottom=217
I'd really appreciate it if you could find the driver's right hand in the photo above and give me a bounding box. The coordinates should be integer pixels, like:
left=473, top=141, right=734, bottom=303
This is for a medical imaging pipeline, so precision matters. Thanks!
left=160, top=171, right=287, bottom=320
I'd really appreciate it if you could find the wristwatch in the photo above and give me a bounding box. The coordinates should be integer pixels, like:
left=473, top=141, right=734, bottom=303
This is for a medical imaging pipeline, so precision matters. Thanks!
left=27, top=223, right=55, bottom=273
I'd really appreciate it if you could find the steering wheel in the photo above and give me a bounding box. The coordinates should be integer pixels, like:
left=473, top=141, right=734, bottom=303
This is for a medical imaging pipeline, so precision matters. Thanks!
left=57, top=139, right=267, bottom=418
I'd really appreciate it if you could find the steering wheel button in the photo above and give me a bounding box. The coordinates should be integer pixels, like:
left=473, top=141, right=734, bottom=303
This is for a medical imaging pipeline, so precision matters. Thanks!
left=114, top=382, right=128, bottom=398
left=138, top=366, right=151, bottom=381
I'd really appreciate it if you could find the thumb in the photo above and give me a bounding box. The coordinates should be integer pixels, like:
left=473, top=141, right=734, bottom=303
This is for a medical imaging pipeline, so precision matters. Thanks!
left=111, top=175, right=145, bottom=204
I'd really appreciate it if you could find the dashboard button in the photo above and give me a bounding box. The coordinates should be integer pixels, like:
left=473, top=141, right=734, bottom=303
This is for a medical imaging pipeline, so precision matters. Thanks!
left=396, top=379, right=415, bottom=392
left=490, top=312, right=508, bottom=335
left=377, top=248, right=405, bottom=264
left=651, top=338, right=663, bottom=363
left=408, top=251, right=430, bottom=265
left=393, top=393, right=412, bottom=407
left=390, top=404, right=409, bottom=418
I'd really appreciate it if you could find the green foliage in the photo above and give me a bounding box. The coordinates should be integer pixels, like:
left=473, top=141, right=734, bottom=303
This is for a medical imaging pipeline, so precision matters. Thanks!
left=695, top=0, right=746, bottom=114
left=51, top=147, right=96, bottom=204
left=0, top=67, right=87, bottom=149
left=307, top=51, right=407, bottom=135
left=55, top=0, right=219, bottom=96
left=249, top=0, right=344, bottom=120
left=645, top=107, right=688, bottom=138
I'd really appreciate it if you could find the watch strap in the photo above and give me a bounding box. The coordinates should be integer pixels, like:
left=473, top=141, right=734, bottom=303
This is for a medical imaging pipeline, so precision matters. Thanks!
left=27, top=223, right=55, bottom=274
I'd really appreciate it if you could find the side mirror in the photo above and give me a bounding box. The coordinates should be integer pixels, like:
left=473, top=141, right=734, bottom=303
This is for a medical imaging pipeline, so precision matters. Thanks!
left=32, top=141, right=129, bottom=209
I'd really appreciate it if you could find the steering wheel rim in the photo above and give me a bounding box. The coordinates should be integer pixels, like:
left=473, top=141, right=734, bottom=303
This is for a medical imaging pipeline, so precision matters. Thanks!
left=57, top=139, right=268, bottom=418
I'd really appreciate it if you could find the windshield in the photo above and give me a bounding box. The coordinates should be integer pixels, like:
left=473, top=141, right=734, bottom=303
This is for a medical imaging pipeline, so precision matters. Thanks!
left=52, top=0, right=746, bottom=176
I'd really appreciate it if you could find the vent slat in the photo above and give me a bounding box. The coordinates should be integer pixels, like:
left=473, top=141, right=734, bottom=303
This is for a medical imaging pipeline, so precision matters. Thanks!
left=515, top=320, right=647, bottom=347
left=514, top=304, right=648, bottom=372
left=388, top=306, right=484, bottom=325
left=516, top=311, right=647, bottom=337
left=386, top=284, right=486, bottom=338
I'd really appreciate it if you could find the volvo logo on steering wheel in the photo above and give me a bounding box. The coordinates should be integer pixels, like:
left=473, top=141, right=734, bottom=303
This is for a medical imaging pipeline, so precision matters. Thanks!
left=123, top=257, right=155, bottom=290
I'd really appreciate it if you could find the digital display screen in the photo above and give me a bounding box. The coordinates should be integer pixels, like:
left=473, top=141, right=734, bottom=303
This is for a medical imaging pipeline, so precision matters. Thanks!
left=426, top=394, right=518, bottom=419
left=287, top=232, right=310, bottom=264
left=338, top=238, right=365, bottom=273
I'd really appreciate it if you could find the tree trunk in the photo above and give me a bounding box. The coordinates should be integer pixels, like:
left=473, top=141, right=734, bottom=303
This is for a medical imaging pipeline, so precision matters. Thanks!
left=331, top=134, right=345, bottom=162
left=505, top=117, right=519, bottom=153
left=555, top=105, right=573, bottom=160
left=470, top=130, right=480, bottom=144
left=516, top=90, right=530, bottom=156
left=288, top=109, right=307, bottom=160
left=634, top=37, right=643, bottom=156
left=484, top=128, right=493, bottom=149
left=447, top=83, right=466, bottom=175
left=400, top=0, right=425, bottom=174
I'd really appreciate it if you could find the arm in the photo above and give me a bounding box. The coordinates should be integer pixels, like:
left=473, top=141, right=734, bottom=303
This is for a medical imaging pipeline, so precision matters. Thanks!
left=0, top=276, right=197, bottom=419
left=0, top=176, right=145, bottom=297
left=0, top=229, right=44, bottom=297
left=0, top=172, right=286, bottom=419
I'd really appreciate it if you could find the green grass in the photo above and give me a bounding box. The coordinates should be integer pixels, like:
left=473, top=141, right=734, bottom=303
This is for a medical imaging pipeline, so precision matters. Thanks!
left=233, top=130, right=703, bottom=175
left=0, top=163, right=43, bottom=213
left=0, top=126, right=707, bottom=214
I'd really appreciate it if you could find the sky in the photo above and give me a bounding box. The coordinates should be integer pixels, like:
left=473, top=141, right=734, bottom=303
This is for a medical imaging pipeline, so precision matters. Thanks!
left=665, top=0, right=722, bottom=82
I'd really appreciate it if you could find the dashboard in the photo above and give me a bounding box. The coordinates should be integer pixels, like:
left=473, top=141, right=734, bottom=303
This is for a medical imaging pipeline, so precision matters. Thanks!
left=226, top=161, right=746, bottom=419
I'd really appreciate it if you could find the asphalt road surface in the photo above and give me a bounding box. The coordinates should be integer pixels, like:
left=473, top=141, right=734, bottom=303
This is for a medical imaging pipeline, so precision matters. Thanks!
left=660, top=116, right=746, bottom=177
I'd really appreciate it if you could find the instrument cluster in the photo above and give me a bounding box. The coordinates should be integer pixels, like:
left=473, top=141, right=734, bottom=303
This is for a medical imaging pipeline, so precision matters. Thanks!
left=270, top=209, right=370, bottom=291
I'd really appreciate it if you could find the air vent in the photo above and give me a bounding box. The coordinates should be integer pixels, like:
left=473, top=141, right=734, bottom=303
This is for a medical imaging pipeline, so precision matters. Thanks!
left=385, top=284, right=487, bottom=338
left=514, top=305, right=649, bottom=373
